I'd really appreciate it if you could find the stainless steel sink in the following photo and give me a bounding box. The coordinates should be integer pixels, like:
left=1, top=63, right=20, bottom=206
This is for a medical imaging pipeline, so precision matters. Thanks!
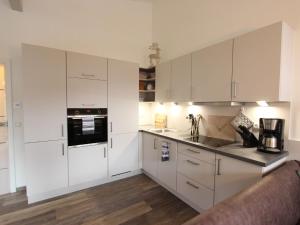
left=149, top=128, right=176, bottom=133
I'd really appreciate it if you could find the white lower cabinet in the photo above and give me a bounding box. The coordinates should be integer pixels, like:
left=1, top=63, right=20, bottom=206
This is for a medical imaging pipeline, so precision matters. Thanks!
left=109, top=132, right=138, bottom=177
left=214, top=154, right=262, bottom=204
left=177, top=173, right=214, bottom=210
left=157, top=139, right=177, bottom=191
left=0, top=169, right=10, bottom=195
left=69, top=144, right=108, bottom=186
left=0, top=142, right=8, bottom=169
left=142, top=133, right=158, bottom=177
left=25, top=140, right=68, bottom=196
left=142, top=132, right=267, bottom=212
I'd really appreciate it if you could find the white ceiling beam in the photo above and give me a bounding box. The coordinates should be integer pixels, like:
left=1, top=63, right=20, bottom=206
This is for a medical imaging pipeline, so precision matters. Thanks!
left=9, top=0, right=23, bottom=12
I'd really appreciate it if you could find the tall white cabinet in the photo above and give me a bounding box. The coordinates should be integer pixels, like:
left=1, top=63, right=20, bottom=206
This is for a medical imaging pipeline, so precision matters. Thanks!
left=108, top=59, right=139, bottom=177
left=23, top=44, right=67, bottom=143
left=23, top=45, right=140, bottom=203
left=23, top=44, right=68, bottom=202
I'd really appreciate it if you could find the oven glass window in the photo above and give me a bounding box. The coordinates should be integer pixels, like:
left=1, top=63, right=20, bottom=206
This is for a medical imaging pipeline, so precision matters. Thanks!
left=68, top=117, right=107, bottom=146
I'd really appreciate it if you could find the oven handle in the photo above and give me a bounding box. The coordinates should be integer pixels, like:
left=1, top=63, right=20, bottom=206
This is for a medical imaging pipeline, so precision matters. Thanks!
left=67, top=115, right=107, bottom=119
left=68, top=142, right=108, bottom=148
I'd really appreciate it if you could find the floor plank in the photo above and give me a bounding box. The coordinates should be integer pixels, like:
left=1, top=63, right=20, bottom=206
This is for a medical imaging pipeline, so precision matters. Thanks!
left=0, top=174, right=198, bottom=225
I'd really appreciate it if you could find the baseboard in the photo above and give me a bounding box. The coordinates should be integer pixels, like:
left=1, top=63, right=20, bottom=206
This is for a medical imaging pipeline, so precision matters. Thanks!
left=27, top=169, right=142, bottom=204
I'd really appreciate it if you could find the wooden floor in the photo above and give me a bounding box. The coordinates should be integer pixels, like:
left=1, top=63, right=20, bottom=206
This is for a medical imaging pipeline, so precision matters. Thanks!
left=0, top=174, right=198, bottom=225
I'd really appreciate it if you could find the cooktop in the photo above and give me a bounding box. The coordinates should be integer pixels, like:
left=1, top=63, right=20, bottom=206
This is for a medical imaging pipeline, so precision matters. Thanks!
left=185, top=135, right=236, bottom=148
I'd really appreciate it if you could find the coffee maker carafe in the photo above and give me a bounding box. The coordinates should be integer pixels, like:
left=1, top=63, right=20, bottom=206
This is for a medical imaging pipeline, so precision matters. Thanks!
left=257, top=118, right=284, bottom=153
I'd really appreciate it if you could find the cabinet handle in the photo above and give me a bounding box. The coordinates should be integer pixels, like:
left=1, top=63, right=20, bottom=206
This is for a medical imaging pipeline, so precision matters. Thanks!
left=232, top=81, right=237, bottom=98
left=110, top=138, right=113, bottom=149
left=104, top=147, right=106, bottom=158
left=82, top=104, right=95, bottom=107
left=62, top=143, right=65, bottom=156
left=217, top=159, right=221, bottom=175
left=186, top=159, right=199, bottom=166
left=61, top=124, right=64, bottom=137
left=186, top=148, right=200, bottom=154
left=81, top=73, right=96, bottom=77
left=154, top=138, right=157, bottom=150
left=186, top=181, right=199, bottom=189
left=110, top=122, right=113, bottom=133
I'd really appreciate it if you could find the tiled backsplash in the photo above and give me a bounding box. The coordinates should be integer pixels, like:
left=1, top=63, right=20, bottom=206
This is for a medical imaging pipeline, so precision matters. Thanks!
left=139, top=102, right=291, bottom=141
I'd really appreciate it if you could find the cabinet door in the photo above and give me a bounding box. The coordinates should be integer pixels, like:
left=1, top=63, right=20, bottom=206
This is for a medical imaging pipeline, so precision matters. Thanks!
left=109, top=132, right=138, bottom=177
left=157, top=138, right=177, bottom=190
left=156, top=62, right=171, bottom=102
left=142, top=133, right=158, bottom=177
left=232, top=23, right=283, bottom=102
left=214, top=154, right=262, bottom=204
left=171, top=54, right=191, bottom=102
left=0, top=169, right=10, bottom=195
left=192, top=40, right=233, bottom=102
left=67, top=52, right=107, bottom=80
left=108, top=59, right=138, bottom=134
left=69, top=144, right=108, bottom=186
left=0, top=142, right=8, bottom=169
left=25, top=140, right=68, bottom=196
left=23, top=44, right=67, bottom=143
left=67, top=78, right=107, bottom=108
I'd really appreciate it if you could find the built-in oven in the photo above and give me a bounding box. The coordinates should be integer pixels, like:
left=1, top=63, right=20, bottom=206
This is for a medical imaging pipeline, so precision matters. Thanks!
left=67, top=108, right=107, bottom=146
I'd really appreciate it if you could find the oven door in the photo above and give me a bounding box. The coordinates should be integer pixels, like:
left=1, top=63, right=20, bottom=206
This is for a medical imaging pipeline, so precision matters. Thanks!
left=68, top=116, right=107, bottom=146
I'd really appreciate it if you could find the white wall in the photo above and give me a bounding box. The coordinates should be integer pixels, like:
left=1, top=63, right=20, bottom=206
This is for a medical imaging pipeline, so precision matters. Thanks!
left=0, top=0, right=152, bottom=187
left=152, top=0, right=300, bottom=158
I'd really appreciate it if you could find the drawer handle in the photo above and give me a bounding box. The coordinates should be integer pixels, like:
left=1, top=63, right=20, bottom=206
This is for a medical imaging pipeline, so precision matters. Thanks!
left=186, top=148, right=200, bottom=154
left=186, top=181, right=199, bottom=189
left=186, top=159, right=199, bottom=166
left=81, top=73, right=96, bottom=77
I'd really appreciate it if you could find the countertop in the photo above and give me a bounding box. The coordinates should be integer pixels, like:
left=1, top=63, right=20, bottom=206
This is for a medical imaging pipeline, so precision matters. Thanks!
left=139, top=128, right=289, bottom=167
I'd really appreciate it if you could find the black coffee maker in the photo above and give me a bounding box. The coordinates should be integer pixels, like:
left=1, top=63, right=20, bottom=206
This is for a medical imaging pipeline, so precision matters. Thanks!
left=257, top=118, right=284, bottom=153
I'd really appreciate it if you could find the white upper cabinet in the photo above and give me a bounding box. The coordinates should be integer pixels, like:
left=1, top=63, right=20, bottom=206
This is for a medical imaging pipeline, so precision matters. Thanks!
left=171, top=54, right=192, bottom=102
left=156, top=62, right=171, bottom=102
left=108, top=59, right=138, bottom=134
left=67, top=78, right=107, bottom=108
left=23, top=44, right=67, bottom=143
left=233, top=22, right=293, bottom=102
left=67, top=52, right=107, bottom=80
left=192, top=40, right=233, bottom=102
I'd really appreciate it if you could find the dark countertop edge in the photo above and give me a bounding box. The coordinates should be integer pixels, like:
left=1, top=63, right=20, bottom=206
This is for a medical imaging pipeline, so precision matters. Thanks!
left=139, top=130, right=289, bottom=167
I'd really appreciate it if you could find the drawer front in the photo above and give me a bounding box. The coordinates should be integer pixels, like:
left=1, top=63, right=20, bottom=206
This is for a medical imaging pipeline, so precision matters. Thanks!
left=177, top=173, right=214, bottom=210
left=67, top=52, right=107, bottom=80
left=178, top=143, right=215, bottom=164
left=178, top=153, right=215, bottom=189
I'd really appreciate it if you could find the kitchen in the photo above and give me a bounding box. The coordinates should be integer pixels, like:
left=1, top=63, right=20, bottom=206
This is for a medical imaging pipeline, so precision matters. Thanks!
left=0, top=1, right=300, bottom=225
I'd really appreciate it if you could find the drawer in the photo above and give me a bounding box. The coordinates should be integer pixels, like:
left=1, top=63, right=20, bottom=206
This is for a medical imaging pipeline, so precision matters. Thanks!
left=178, top=143, right=215, bottom=164
left=177, top=153, right=215, bottom=189
left=177, top=173, right=214, bottom=210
